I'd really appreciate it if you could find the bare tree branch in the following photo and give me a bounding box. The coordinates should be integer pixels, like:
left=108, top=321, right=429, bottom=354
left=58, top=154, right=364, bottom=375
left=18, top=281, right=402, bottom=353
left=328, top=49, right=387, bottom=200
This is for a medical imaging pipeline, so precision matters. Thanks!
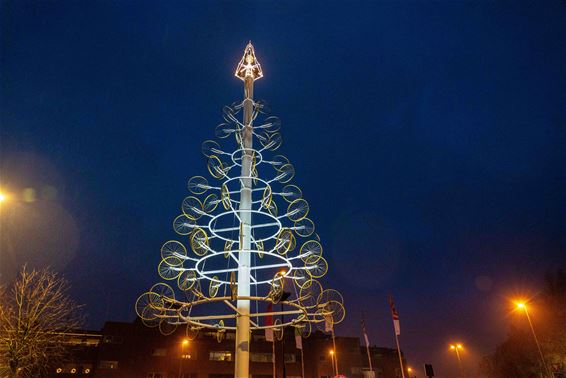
left=0, top=266, right=84, bottom=377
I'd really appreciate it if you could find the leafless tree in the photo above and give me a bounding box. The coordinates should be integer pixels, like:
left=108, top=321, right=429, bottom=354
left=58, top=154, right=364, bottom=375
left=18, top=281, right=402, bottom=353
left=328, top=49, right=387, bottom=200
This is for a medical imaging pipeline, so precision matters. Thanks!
left=0, top=266, right=83, bottom=377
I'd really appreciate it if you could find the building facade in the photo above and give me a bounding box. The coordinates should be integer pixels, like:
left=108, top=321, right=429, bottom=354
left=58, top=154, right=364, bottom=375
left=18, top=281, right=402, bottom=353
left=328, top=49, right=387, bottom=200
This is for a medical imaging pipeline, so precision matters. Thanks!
left=51, top=320, right=404, bottom=378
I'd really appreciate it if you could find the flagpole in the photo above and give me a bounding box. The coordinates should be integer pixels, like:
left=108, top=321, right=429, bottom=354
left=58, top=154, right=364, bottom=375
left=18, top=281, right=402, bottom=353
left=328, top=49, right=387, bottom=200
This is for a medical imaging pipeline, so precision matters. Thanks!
left=272, top=340, right=276, bottom=378
left=388, top=296, right=406, bottom=378
left=361, top=315, right=373, bottom=374
left=394, top=332, right=406, bottom=378
left=366, top=346, right=373, bottom=374
left=300, top=345, right=305, bottom=378
left=331, top=328, right=339, bottom=376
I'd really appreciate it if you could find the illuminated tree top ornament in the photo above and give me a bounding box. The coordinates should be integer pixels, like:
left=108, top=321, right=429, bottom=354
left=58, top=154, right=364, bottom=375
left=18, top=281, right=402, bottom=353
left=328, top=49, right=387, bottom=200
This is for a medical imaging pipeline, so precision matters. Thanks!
left=235, top=42, right=263, bottom=81
left=135, top=43, right=344, bottom=377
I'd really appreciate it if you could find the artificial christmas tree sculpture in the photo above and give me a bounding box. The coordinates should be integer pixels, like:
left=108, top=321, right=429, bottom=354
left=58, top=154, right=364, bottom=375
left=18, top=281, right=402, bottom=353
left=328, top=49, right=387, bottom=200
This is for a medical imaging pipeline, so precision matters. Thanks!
left=135, top=43, right=345, bottom=377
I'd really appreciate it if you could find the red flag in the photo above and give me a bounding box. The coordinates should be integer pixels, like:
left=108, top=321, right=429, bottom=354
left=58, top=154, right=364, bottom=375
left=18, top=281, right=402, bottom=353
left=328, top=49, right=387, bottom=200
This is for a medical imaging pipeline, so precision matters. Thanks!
left=388, top=295, right=401, bottom=336
left=265, top=302, right=274, bottom=342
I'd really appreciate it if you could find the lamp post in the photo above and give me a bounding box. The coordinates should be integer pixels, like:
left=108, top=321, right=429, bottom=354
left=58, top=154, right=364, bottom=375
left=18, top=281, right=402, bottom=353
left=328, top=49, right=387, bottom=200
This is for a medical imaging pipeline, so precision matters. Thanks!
left=516, top=302, right=551, bottom=378
left=407, top=367, right=416, bottom=378
left=178, top=339, right=189, bottom=378
left=280, top=290, right=291, bottom=378
left=449, top=344, right=464, bottom=378
left=329, top=350, right=336, bottom=377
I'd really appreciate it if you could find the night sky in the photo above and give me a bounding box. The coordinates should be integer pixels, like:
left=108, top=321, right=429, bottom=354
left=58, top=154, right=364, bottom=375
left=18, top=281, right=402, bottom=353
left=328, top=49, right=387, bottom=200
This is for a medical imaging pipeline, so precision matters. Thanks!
left=1, top=1, right=565, bottom=376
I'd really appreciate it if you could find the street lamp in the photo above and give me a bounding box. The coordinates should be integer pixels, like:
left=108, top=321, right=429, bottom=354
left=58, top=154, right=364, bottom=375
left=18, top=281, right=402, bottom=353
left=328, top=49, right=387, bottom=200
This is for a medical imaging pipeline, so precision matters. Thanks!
left=0, top=193, right=6, bottom=202
left=329, top=350, right=336, bottom=377
left=407, top=367, right=416, bottom=378
left=178, top=339, right=189, bottom=378
left=515, top=302, right=551, bottom=378
left=449, top=343, right=465, bottom=378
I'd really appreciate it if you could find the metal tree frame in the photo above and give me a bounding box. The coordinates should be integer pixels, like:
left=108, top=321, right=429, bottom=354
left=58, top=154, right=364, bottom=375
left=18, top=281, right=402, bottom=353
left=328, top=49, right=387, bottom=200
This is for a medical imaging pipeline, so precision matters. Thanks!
left=135, top=43, right=345, bottom=378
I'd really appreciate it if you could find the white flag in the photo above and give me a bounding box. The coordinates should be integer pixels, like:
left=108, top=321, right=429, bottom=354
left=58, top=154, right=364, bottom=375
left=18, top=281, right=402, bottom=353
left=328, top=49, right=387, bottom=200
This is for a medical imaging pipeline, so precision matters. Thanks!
left=389, top=296, right=401, bottom=336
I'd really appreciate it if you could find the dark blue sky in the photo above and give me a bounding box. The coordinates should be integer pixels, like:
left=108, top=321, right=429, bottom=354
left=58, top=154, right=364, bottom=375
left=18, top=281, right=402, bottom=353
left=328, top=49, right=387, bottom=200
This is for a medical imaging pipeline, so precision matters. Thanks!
left=1, top=1, right=565, bottom=375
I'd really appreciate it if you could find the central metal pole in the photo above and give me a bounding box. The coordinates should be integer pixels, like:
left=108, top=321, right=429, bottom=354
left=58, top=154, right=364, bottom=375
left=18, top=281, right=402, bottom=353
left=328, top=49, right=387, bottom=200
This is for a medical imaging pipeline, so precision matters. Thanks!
left=235, top=74, right=254, bottom=378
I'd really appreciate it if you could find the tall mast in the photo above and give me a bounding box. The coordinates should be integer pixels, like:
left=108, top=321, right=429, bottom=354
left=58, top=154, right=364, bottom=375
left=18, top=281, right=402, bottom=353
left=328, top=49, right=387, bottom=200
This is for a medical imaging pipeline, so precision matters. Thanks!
left=234, top=42, right=263, bottom=378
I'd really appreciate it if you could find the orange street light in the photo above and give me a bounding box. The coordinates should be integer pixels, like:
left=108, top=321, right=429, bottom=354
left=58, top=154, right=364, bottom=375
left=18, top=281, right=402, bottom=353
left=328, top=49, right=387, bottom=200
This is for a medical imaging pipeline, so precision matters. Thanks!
left=0, top=193, right=6, bottom=202
left=449, top=343, right=465, bottom=378
left=178, top=339, right=189, bottom=378
left=513, top=300, right=551, bottom=377
left=329, top=350, right=337, bottom=376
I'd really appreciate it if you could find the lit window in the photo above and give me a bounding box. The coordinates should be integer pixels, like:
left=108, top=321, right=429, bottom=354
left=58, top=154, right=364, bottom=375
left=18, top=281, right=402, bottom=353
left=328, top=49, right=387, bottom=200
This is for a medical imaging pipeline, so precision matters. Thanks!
left=98, top=360, right=119, bottom=369
left=251, top=353, right=273, bottom=363
left=209, top=351, right=233, bottom=361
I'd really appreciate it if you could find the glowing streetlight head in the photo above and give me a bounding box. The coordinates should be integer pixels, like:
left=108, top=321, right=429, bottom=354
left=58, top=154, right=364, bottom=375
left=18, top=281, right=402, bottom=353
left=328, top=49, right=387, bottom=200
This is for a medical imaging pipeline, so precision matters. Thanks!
left=407, top=367, right=413, bottom=372
left=329, top=350, right=334, bottom=355
left=450, top=343, right=463, bottom=350
left=182, top=339, right=189, bottom=345
left=0, top=193, right=6, bottom=202
left=235, top=42, right=263, bottom=81
left=517, top=302, right=526, bottom=309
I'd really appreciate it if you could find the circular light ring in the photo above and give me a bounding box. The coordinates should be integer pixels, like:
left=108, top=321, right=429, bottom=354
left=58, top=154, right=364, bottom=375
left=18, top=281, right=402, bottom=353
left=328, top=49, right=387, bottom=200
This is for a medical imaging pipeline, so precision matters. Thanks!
left=208, top=209, right=282, bottom=243
left=230, top=148, right=263, bottom=168
left=214, top=175, right=277, bottom=206
left=176, top=295, right=313, bottom=331
left=194, top=249, right=292, bottom=286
